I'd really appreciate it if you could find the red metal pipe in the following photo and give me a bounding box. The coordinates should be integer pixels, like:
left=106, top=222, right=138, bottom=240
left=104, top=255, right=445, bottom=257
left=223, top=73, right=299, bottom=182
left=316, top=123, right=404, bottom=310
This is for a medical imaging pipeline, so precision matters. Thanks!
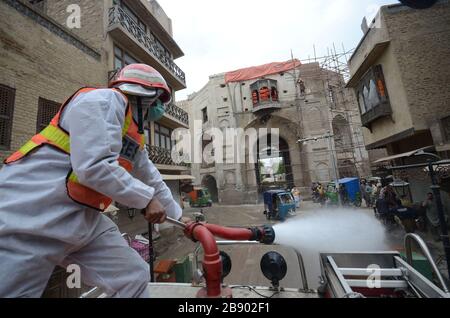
left=184, top=222, right=275, bottom=298
left=202, top=223, right=254, bottom=241
left=185, top=223, right=222, bottom=298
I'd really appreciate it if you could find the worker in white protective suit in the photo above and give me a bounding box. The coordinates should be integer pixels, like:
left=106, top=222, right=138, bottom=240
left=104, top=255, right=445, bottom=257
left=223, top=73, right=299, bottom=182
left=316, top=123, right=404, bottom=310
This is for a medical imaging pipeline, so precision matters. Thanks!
left=0, top=64, right=184, bottom=298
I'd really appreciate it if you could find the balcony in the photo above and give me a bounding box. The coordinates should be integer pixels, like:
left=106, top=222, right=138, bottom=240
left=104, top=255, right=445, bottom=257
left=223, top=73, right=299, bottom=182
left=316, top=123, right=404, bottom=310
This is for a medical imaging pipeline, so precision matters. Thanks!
left=361, top=102, right=392, bottom=130
left=108, top=5, right=186, bottom=89
left=250, top=79, right=282, bottom=114
left=163, top=103, right=189, bottom=128
left=147, top=145, right=188, bottom=168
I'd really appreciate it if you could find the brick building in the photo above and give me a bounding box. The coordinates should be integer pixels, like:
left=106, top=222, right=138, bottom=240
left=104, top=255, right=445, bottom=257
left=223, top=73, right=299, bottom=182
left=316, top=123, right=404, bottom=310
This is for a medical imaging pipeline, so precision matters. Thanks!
left=0, top=0, right=192, bottom=297
left=347, top=0, right=450, bottom=201
left=0, top=0, right=190, bottom=233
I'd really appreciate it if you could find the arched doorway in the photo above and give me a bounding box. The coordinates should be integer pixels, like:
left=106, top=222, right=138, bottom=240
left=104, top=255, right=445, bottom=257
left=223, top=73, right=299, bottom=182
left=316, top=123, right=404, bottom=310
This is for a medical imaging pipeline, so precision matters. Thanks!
left=202, top=175, right=219, bottom=203
left=255, top=134, right=294, bottom=195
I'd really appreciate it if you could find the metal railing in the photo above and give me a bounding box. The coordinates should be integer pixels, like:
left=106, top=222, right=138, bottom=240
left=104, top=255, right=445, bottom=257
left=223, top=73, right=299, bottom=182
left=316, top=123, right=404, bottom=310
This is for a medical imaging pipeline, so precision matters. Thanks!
left=108, top=5, right=186, bottom=85
left=147, top=145, right=187, bottom=167
left=361, top=102, right=392, bottom=128
left=166, top=103, right=189, bottom=126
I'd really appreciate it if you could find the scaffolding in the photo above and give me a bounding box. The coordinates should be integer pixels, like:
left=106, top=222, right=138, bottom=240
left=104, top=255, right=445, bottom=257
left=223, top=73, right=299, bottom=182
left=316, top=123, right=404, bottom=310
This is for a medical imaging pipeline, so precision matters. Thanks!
left=295, top=44, right=370, bottom=181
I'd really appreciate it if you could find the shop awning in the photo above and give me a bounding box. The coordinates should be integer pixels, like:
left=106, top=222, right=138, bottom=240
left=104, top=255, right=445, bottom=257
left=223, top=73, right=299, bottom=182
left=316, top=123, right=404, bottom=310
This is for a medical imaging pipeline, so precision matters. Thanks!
left=162, top=174, right=195, bottom=181
left=374, top=146, right=435, bottom=164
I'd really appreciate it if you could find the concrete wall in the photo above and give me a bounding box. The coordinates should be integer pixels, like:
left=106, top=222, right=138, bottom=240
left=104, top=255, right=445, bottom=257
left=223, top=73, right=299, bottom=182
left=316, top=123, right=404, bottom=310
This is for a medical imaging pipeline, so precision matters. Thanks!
left=385, top=2, right=450, bottom=132
left=348, top=1, right=450, bottom=151
left=46, top=0, right=107, bottom=52
left=0, top=0, right=106, bottom=163
left=148, top=0, right=173, bottom=36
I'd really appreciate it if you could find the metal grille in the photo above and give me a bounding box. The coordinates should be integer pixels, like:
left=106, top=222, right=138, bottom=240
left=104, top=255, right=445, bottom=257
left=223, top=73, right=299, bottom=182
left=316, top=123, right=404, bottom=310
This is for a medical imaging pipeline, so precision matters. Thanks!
left=37, top=98, right=60, bottom=133
left=0, top=84, right=16, bottom=149
left=147, top=145, right=188, bottom=167
left=165, top=103, right=189, bottom=126
left=108, top=6, right=186, bottom=85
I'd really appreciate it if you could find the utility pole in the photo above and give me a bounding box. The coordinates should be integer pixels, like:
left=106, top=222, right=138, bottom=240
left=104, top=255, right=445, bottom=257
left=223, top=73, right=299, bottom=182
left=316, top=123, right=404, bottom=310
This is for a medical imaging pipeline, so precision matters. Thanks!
left=298, top=132, right=342, bottom=206
left=428, top=161, right=450, bottom=280
left=327, top=131, right=342, bottom=207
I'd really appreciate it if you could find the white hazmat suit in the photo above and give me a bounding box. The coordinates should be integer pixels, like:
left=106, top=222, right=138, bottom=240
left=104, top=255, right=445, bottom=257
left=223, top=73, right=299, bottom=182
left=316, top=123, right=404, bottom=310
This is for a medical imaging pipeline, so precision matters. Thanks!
left=0, top=89, right=182, bottom=298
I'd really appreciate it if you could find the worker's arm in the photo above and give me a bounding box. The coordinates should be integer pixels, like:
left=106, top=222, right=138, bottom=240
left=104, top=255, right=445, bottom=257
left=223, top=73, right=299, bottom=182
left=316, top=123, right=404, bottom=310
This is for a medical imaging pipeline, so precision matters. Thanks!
left=131, top=149, right=183, bottom=221
left=61, top=89, right=155, bottom=210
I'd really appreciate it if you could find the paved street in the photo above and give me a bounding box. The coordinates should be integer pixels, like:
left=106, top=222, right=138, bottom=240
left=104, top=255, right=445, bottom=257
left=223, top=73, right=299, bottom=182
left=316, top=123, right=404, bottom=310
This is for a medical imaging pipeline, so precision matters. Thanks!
left=154, top=201, right=448, bottom=290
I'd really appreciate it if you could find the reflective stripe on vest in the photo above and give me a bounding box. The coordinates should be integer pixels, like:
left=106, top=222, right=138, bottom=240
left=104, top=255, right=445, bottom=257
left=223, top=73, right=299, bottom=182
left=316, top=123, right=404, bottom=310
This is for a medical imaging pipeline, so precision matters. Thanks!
left=4, top=87, right=146, bottom=212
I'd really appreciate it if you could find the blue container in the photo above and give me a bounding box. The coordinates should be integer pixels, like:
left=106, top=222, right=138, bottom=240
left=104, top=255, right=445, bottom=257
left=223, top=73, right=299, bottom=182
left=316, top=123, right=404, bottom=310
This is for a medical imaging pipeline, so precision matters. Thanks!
left=338, top=178, right=360, bottom=202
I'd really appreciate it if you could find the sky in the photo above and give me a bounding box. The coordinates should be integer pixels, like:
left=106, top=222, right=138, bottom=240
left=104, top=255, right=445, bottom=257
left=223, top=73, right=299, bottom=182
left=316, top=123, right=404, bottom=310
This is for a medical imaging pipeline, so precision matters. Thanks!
left=157, top=0, right=395, bottom=100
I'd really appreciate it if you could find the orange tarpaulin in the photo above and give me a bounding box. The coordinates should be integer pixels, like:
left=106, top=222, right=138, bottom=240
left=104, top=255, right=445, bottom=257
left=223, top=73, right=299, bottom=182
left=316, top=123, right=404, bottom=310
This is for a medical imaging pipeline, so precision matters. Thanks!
left=225, top=59, right=301, bottom=84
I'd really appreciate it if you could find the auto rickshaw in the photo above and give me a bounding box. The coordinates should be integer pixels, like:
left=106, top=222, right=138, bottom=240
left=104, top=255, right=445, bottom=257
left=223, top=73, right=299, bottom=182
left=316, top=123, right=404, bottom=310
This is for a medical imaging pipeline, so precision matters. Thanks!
left=263, top=190, right=296, bottom=221
left=187, top=188, right=213, bottom=208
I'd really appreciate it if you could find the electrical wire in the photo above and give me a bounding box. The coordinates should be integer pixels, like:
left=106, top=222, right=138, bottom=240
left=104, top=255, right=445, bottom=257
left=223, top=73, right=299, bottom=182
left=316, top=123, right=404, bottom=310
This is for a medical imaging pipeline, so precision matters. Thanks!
left=230, top=285, right=280, bottom=298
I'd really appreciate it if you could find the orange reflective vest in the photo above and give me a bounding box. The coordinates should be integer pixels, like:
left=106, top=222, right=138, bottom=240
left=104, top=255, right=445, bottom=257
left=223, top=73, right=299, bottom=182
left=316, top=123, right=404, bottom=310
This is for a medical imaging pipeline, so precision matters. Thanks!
left=4, top=87, right=146, bottom=212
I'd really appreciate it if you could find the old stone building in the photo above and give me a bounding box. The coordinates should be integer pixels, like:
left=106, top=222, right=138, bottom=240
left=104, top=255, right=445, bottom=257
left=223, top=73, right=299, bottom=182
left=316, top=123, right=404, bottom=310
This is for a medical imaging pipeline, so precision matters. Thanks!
left=0, top=0, right=190, bottom=232
left=347, top=0, right=450, bottom=202
left=181, top=60, right=370, bottom=204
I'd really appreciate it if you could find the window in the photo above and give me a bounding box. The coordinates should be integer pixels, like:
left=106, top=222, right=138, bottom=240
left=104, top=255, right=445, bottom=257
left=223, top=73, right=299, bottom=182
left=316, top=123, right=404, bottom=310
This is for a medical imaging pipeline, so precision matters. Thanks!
left=114, top=46, right=139, bottom=70
left=201, top=108, right=208, bottom=124
left=37, top=98, right=60, bottom=133
left=0, top=84, right=16, bottom=149
left=154, top=123, right=173, bottom=151
left=441, top=116, right=450, bottom=142
left=356, top=65, right=390, bottom=115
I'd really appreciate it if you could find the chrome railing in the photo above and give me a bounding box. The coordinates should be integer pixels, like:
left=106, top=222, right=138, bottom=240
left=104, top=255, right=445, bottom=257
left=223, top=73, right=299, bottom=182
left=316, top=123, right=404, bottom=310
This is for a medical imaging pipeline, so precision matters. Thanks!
left=404, top=233, right=449, bottom=294
left=108, top=6, right=186, bottom=85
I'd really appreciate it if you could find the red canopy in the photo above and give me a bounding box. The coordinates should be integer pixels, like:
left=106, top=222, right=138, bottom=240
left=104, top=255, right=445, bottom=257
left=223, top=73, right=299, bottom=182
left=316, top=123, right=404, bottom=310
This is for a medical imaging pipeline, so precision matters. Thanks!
left=225, top=59, right=301, bottom=84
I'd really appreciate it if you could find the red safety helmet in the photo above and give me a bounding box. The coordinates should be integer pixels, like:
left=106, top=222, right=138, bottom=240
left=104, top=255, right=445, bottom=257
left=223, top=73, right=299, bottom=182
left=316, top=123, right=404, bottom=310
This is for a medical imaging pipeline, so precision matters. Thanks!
left=109, top=64, right=172, bottom=103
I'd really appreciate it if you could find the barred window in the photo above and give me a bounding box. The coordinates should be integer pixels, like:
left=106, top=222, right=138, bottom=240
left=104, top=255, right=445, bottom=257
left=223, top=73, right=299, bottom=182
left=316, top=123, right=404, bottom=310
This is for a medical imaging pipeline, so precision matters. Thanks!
left=37, top=98, right=60, bottom=133
left=0, top=84, right=16, bottom=149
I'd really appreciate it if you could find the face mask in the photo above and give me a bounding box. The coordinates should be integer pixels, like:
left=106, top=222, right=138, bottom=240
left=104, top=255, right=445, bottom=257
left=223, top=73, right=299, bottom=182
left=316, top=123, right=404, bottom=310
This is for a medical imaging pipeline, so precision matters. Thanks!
left=148, top=99, right=166, bottom=122
left=128, top=95, right=156, bottom=118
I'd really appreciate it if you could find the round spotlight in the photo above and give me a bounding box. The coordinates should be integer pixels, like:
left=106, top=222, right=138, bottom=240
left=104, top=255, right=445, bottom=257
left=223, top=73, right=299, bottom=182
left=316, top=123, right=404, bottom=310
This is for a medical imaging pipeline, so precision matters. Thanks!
left=260, top=252, right=287, bottom=288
